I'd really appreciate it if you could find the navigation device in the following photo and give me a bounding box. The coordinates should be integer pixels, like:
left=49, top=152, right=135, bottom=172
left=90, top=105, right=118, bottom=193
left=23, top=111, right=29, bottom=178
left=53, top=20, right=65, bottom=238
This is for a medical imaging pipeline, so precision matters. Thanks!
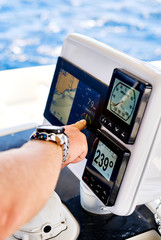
left=44, top=57, right=108, bottom=152
left=43, top=34, right=161, bottom=217
left=100, top=69, right=152, bottom=144
left=83, top=129, right=130, bottom=206
left=44, top=56, right=153, bottom=211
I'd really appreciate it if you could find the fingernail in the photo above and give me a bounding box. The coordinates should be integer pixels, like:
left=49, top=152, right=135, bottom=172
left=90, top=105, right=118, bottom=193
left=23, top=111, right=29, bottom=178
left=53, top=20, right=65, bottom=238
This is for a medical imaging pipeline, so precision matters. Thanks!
left=80, top=119, right=86, bottom=123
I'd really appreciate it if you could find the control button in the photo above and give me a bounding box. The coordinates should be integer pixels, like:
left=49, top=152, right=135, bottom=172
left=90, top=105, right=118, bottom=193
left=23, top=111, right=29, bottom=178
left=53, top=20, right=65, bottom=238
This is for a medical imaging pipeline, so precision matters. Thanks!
left=100, top=116, right=107, bottom=125
left=114, top=125, right=120, bottom=135
left=120, top=130, right=128, bottom=140
left=84, top=169, right=90, bottom=176
left=96, top=184, right=102, bottom=189
left=102, top=190, right=108, bottom=197
left=83, top=175, right=89, bottom=183
left=91, top=176, right=95, bottom=182
left=90, top=183, right=94, bottom=188
left=106, top=119, right=114, bottom=130
left=101, top=195, right=106, bottom=201
left=95, top=189, right=100, bottom=194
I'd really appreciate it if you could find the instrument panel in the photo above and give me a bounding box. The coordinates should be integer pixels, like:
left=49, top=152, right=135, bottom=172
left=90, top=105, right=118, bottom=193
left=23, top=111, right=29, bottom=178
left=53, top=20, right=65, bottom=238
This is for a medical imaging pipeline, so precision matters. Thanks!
left=101, top=69, right=152, bottom=144
left=83, top=129, right=130, bottom=206
left=44, top=57, right=108, bottom=155
left=44, top=56, right=152, bottom=208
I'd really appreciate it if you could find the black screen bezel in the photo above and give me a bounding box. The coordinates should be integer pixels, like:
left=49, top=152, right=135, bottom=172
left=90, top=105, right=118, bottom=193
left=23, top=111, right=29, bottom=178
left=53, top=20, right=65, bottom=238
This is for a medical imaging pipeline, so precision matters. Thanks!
left=102, top=68, right=150, bottom=143
left=83, top=129, right=130, bottom=206
left=44, top=56, right=108, bottom=128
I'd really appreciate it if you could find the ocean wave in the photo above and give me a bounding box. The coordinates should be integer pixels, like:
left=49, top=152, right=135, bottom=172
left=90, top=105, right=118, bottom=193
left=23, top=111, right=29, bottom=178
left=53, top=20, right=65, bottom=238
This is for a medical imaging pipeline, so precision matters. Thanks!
left=0, top=0, right=161, bottom=70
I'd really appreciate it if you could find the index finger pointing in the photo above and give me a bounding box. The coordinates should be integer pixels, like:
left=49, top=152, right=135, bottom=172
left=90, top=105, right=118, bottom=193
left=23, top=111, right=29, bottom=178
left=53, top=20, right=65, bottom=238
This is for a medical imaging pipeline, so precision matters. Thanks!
left=71, top=120, right=87, bottom=131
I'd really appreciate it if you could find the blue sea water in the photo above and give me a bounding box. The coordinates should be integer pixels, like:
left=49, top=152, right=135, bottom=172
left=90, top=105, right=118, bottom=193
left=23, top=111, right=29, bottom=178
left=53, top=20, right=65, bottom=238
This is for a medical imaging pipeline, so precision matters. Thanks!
left=0, top=0, right=161, bottom=70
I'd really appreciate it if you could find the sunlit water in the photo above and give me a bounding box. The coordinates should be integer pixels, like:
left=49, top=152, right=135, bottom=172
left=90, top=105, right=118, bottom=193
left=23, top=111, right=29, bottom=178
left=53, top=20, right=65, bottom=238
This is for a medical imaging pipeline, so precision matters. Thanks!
left=0, top=0, right=161, bottom=70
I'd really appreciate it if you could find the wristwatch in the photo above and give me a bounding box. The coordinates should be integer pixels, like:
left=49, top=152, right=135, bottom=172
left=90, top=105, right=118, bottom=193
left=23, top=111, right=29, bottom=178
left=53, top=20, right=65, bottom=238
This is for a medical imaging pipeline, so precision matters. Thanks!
left=30, top=125, right=69, bottom=164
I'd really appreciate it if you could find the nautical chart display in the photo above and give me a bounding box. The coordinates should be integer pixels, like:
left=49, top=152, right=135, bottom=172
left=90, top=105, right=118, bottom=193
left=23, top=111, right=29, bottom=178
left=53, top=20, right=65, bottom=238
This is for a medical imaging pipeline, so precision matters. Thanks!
left=44, top=57, right=109, bottom=155
left=44, top=57, right=108, bottom=129
left=50, top=69, right=79, bottom=125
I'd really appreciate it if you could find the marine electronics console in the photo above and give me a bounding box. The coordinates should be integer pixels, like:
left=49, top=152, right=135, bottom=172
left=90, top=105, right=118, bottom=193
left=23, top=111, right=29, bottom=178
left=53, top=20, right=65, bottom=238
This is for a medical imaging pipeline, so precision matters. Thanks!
left=10, top=34, right=161, bottom=240
left=43, top=33, right=161, bottom=216
left=44, top=55, right=152, bottom=211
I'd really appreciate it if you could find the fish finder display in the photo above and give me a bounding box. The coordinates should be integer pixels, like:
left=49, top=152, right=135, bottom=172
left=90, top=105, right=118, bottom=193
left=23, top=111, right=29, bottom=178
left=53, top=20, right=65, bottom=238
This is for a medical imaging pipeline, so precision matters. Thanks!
left=92, top=140, right=117, bottom=181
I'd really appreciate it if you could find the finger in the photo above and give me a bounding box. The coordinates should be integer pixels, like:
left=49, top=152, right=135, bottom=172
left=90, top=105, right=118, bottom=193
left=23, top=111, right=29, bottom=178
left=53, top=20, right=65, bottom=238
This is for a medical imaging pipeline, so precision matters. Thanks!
left=72, top=150, right=88, bottom=164
left=70, top=119, right=87, bottom=130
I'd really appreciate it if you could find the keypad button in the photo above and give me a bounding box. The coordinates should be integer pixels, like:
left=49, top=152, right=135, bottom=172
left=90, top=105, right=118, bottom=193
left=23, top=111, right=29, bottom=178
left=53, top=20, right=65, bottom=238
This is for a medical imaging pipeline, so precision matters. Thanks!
left=106, top=119, right=114, bottom=130
left=96, top=184, right=102, bottom=190
left=114, top=125, right=120, bottom=135
left=120, top=130, right=128, bottom=140
left=83, top=176, right=89, bottom=183
left=95, top=189, right=100, bottom=194
left=91, top=176, right=95, bottom=182
left=102, top=190, right=108, bottom=197
left=101, top=195, right=106, bottom=201
left=100, top=116, right=107, bottom=125
left=99, top=116, right=130, bottom=143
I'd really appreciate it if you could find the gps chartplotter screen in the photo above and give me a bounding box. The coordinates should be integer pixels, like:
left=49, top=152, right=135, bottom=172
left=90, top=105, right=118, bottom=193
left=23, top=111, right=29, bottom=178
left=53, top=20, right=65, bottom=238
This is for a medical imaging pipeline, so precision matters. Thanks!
left=44, top=57, right=108, bottom=127
left=44, top=57, right=108, bottom=150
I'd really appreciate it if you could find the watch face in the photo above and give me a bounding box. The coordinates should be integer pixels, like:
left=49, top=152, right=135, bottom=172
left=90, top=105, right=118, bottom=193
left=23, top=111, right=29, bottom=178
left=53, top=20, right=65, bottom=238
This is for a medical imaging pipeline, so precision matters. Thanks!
left=37, top=125, right=65, bottom=134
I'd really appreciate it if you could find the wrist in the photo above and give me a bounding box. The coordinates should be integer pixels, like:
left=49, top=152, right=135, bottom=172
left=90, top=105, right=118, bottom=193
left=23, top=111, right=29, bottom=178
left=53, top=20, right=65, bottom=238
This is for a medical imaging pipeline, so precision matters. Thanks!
left=30, top=125, right=70, bottom=164
left=24, top=140, right=63, bottom=166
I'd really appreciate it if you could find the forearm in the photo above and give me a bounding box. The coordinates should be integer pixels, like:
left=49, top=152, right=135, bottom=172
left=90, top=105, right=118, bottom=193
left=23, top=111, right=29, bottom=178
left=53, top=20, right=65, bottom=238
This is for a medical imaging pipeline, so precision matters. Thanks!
left=0, top=140, right=62, bottom=239
left=0, top=120, right=88, bottom=240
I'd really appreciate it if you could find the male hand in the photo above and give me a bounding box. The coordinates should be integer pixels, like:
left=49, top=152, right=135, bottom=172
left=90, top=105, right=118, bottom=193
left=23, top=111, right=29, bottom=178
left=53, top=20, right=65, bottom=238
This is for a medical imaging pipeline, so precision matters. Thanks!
left=63, top=119, right=88, bottom=167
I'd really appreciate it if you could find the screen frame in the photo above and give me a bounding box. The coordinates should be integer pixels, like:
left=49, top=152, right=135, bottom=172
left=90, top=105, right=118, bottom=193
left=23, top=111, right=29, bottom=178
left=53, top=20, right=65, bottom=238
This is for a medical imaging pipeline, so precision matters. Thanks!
left=44, top=56, right=108, bottom=128
left=83, top=129, right=130, bottom=206
left=101, top=68, right=152, bottom=144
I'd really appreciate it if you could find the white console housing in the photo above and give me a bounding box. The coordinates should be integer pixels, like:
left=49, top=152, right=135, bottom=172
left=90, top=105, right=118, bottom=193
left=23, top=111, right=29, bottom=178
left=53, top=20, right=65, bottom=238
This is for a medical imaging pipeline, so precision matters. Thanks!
left=57, top=33, right=161, bottom=216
